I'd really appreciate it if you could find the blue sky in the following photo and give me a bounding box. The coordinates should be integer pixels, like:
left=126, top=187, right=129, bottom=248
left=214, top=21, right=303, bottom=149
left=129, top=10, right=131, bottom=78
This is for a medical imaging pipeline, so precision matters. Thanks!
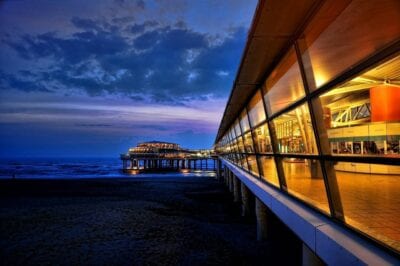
left=0, top=0, right=257, bottom=158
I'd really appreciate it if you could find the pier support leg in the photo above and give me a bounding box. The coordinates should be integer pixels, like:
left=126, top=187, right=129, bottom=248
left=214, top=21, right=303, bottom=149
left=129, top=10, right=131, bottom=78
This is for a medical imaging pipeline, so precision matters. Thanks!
left=256, top=197, right=270, bottom=241
left=226, top=170, right=230, bottom=189
left=233, top=175, right=240, bottom=203
left=217, top=160, right=222, bottom=181
left=229, top=171, right=234, bottom=192
left=223, top=167, right=226, bottom=184
left=241, top=182, right=253, bottom=217
left=302, top=244, right=324, bottom=266
left=226, top=169, right=232, bottom=192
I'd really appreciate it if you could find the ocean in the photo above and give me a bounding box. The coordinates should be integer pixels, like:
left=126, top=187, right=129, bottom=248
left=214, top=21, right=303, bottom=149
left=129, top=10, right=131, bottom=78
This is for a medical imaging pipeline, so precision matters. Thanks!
left=0, top=158, right=216, bottom=179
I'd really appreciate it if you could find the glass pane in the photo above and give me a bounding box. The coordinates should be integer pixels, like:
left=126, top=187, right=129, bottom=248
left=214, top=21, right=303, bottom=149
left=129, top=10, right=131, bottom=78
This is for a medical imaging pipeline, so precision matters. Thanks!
left=263, top=46, right=305, bottom=115
left=231, top=139, right=239, bottom=154
left=240, top=154, right=248, bottom=170
left=240, top=110, right=250, bottom=133
left=283, top=158, right=330, bottom=213
left=273, top=104, right=318, bottom=154
left=232, top=153, right=239, bottom=164
left=258, top=156, right=280, bottom=188
left=237, top=136, right=245, bottom=153
left=248, top=90, right=266, bottom=127
left=234, top=120, right=242, bottom=137
left=253, top=123, right=273, bottom=154
left=247, top=155, right=259, bottom=176
left=326, top=161, right=400, bottom=252
left=229, top=127, right=236, bottom=139
left=315, top=54, right=400, bottom=158
left=243, top=131, right=254, bottom=153
left=299, top=0, right=400, bottom=91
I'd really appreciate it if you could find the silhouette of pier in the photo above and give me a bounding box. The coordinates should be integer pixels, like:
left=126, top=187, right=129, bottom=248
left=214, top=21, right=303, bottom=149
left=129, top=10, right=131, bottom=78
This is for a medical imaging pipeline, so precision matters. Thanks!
left=120, top=141, right=217, bottom=173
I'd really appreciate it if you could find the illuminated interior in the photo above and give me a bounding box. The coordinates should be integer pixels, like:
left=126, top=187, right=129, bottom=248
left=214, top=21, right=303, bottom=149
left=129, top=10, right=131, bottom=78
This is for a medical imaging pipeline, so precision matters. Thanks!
left=215, top=0, right=400, bottom=253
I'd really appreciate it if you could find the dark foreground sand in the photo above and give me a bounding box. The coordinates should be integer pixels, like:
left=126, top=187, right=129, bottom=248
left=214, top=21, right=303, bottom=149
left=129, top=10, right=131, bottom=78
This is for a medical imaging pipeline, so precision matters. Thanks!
left=0, top=176, right=300, bottom=265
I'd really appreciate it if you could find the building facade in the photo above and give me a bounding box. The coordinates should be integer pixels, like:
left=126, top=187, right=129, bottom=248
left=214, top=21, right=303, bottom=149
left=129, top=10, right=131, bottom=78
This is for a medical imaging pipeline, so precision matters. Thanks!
left=215, top=0, right=400, bottom=261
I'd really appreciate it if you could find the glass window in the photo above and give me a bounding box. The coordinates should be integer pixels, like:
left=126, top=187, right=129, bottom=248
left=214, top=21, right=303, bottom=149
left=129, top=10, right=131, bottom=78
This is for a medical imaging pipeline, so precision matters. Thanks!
left=263, top=47, right=305, bottom=115
left=253, top=123, right=273, bottom=154
left=231, top=152, right=239, bottom=164
left=243, top=131, right=254, bottom=153
left=314, top=54, right=400, bottom=158
left=325, top=161, right=400, bottom=253
left=229, top=127, right=236, bottom=140
left=247, top=155, right=259, bottom=176
left=258, top=156, right=280, bottom=188
left=299, top=0, right=400, bottom=91
left=237, top=136, right=245, bottom=153
left=273, top=104, right=318, bottom=154
left=231, top=138, right=239, bottom=154
left=248, top=90, right=266, bottom=127
left=239, top=110, right=250, bottom=133
left=240, top=154, right=248, bottom=170
left=234, top=120, right=242, bottom=137
left=283, top=157, right=330, bottom=214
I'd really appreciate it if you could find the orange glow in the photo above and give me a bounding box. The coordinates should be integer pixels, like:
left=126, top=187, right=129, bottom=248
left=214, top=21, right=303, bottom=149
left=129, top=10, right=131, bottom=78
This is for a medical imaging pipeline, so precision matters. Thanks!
left=370, top=85, right=400, bottom=122
left=128, top=169, right=139, bottom=175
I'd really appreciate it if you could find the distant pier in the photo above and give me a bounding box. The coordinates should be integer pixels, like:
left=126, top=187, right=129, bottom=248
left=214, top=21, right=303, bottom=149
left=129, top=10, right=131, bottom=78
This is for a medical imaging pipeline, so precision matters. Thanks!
left=120, top=141, right=218, bottom=173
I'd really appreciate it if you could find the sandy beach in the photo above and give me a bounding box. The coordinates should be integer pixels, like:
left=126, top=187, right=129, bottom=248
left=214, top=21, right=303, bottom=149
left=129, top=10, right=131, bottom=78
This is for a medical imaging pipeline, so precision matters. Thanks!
left=0, top=175, right=299, bottom=265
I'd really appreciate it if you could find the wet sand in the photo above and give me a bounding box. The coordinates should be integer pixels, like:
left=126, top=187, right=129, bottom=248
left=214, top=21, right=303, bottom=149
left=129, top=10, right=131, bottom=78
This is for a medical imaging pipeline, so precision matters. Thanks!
left=0, top=176, right=299, bottom=265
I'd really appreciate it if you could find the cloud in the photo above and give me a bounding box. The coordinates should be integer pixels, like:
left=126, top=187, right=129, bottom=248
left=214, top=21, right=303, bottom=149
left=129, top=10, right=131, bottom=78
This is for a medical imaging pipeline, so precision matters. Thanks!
left=75, top=123, right=113, bottom=127
left=3, top=16, right=247, bottom=105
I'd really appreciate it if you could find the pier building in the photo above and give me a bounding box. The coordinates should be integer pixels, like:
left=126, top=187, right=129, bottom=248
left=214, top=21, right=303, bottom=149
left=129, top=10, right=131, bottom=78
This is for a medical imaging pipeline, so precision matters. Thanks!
left=214, top=0, right=400, bottom=264
left=120, top=141, right=216, bottom=173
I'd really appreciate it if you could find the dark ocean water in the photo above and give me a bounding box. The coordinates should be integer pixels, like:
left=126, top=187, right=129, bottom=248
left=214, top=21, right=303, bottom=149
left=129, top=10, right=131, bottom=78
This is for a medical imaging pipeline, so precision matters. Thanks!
left=0, top=158, right=216, bottom=179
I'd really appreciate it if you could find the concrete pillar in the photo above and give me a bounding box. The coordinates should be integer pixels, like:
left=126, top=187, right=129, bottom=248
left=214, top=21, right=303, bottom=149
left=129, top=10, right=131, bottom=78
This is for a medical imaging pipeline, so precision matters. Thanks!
left=256, top=197, right=269, bottom=241
left=229, top=171, right=234, bottom=192
left=226, top=170, right=230, bottom=188
left=223, top=167, right=227, bottom=183
left=241, top=182, right=252, bottom=217
left=233, top=175, right=240, bottom=203
left=302, top=244, right=324, bottom=266
left=217, top=160, right=222, bottom=181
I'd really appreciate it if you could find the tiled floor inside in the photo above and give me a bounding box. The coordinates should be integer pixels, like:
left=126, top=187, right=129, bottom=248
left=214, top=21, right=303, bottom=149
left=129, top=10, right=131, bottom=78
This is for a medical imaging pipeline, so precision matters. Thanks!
left=250, top=158, right=400, bottom=252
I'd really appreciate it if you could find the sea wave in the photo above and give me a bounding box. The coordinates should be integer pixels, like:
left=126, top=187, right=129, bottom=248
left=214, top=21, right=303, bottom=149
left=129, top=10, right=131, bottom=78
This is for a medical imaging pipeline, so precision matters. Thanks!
left=0, top=158, right=216, bottom=179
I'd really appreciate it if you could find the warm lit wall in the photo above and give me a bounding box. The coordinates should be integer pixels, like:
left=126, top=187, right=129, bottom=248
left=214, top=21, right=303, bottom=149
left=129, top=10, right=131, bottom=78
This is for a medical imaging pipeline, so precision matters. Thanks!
left=370, top=85, right=400, bottom=122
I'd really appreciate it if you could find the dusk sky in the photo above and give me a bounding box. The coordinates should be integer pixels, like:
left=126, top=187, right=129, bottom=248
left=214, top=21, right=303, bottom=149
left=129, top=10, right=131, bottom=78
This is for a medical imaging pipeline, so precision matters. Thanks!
left=0, top=0, right=257, bottom=158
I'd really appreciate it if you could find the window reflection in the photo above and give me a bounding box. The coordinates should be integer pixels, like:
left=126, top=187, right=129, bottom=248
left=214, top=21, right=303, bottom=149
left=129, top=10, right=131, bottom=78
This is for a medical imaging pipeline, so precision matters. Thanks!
left=258, top=156, right=279, bottom=187
left=299, top=0, right=400, bottom=91
left=240, top=110, right=250, bottom=133
left=317, top=54, right=400, bottom=159
left=243, top=131, right=254, bottom=153
left=240, top=154, right=248, bottom=170
left=283, top=158, right=330, bottom=213
left=237, top=136, right=245, bottom=153
left=263, top=47, right=305, bottom=115
left=248, top=90, right=266, bottom=127
left=247, top=155, right=259, bottom=176
left=273, top=104, right=318, bottom=154
left=234, top=120, right=242, bottom=137
left=253, top=123, right=272, bottom=153
left=326, top=161, right=400, bottom=252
